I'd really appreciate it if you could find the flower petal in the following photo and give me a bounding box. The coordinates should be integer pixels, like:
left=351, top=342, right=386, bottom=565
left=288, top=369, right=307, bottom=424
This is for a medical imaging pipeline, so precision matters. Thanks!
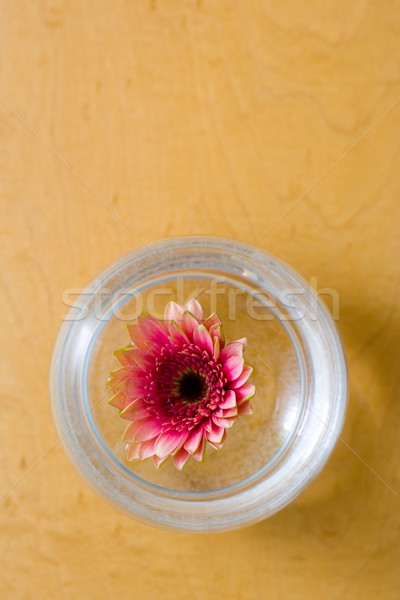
left=119, top=398, right=149, bottom=420
left=113, top=347, right=132, bottom=365
left=234, top=337, right=247, bottom=349
left=204, top=313, right=221, bottom=330
left=228, top=365, right=253, bottom=389
left=123, top=418, right=163, bottom=443
left=211, top=414, right=237, bottom=429
left=206, top=424, right=225, bottom=444
left=108, top=366, right=129, bottom=385
left=220, top=406, right=238, bottom=418
left=208, top=430, right=226, bottom=450
left=184, top=425, right=204, bottom=454
left=173, top=448, right=190, bottom=470
left=235, top=382, right=256, bottom=405
left=126, top=443, right=141, bottom=461
left=208, top=323, right=225, bottom=345
left=164, top=301, right=184, bottom=322
left=185, top=299, right=203, bottom=321
left=108, top=391, right=129, bottom=410
left=136, top=315, right=170, bottom=346
left=181, top=311, right=199, bottom=338
left=220, top=341, right=244, bottom=364
left=213, top=336, right=220, bottom=360
left=122, top=419, right=147, bottom=442
left=222, top=355, right=244, bottom=381
left=132, top=352, right=155, bottom=373
left=192, top=435, right=205, bottom=461
left=138, top=438, right=157, bottom=459
left=153, top=455, right=169, bottom=469
left=114, top=375, right=147, bottom=400
left=219, top=389, right=237, bottom=409
left=237, top=400, right=253, bottom=416
left=203, top=417, right=213, bottom=433
left=169, top=320, right=190, bottom=344
left=114, top=346, right=144, bottom=366
left=127, top=322, right=147, bottom=347
left=154, top=429, right=188, bottom=458
left=193, top=324, right=213, bottom=355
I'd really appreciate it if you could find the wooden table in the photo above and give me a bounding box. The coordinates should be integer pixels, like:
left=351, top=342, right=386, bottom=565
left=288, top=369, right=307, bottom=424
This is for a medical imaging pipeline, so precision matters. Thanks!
left=1, top=2, right=399, bottom=598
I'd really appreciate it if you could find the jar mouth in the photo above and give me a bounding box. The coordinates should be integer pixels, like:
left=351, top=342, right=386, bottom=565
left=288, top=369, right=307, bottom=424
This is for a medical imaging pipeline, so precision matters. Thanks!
left=51, top=235, right=347, bottom=531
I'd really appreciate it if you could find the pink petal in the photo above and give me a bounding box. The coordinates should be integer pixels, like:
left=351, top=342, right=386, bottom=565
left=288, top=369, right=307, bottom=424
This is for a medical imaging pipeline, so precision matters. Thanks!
left=123, top=419, right=147, bottom=443
left=119, top=398, right=149, bottom=420
left=169, top=320, right=190, bottom=344
left=126, top=443, right=141, bottom=460
left=138, top=438, right=157, bottom=459
left=213, top=336, right=220, bottom=360
left=228, top=365, right=253, bottom=389
left=211, top=414, right=237, bottom=429
left=108, top=366, right=129, bottom=385
left=124, top=377, right=147, bottom=398
left=234, top=337, right=247, bottom=349
left=128, top=351, right=155, bottom=373
left=219, top=389, right=237, bottom=409
left=108, top=391, right=129, bottom=410
left=206, top=424, right=225, bottom=444
left=208, top=430, right=226, bottom=450
left=203, top=417, right=213, bottom=433
left=185, top=299, right=203, bottom=320
left=181, top=311, right=199, bottom=338
left=114, top=347, right=154, bottom=376
left=136, top=315, right=170, bottom=346
left=218, top=406, right=238, bottom=418
left=222, top=355, right=244, bottom=381
left=238, top=400, right=253, bottom=416
left=127, top=322, right=147, bottom=347
left=154, top=429, right=188, bottom=458
left=184, top=425, right=204, bottom=454
left=209, top=323, right=224, bottom=345
left=193, top=324, right=213, bottom=355
left=108, top=377, right=124, bottom=393
left=173, top=448, right=190, bottom=470
left=164, top=301, right=184, bottom=322
left=204, top=313, right=221, bottom=330
left=123, top=418, right=163, bottom=443
left=153, top=455, right=169, bottom=469
left=235, top=382, right=256, bottom=405
left=114, top=346, right=144, bottom=366
left=192, top=435, right=205, bottom=461
left=113, top=374, right=146, bottom=400
left=113, top=347, right=132, bottom=366
left=220, top=342, right=244, bottom=363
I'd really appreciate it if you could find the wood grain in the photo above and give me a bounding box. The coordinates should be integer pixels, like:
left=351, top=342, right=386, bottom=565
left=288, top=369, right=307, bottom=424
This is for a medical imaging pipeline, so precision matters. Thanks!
left=1, top=1, right=399, bottom=598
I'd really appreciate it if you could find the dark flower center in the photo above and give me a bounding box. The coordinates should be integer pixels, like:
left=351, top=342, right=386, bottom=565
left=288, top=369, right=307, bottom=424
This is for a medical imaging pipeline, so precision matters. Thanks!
left=176, top=370, right=207, bottom=404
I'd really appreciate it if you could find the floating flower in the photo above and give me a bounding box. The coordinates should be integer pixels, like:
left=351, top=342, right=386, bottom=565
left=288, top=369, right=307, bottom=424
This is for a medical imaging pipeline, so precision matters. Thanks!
left=108, top=300, right=255, bottom=470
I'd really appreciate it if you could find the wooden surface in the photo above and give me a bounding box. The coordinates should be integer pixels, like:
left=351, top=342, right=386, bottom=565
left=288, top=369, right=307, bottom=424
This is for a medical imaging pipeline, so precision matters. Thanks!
left=1, top=2, right=400, bottom=598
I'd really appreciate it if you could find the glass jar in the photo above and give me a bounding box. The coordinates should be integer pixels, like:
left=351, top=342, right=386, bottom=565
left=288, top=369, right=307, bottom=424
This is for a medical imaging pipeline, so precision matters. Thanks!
left=50, top=236, right=347, bottom=532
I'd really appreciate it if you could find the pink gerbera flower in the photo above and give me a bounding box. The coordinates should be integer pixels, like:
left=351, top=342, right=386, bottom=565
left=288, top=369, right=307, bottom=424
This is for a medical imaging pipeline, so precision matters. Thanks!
left=108, top=300, right=255, bottom=470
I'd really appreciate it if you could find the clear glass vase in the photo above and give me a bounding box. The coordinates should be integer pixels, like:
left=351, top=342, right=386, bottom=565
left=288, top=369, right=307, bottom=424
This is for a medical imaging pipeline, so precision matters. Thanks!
left=50, top=236, right=347, bottom=532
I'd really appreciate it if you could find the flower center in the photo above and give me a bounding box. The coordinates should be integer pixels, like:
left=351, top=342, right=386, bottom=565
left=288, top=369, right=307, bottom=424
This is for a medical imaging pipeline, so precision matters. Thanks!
left=175, top=370, right=207, bottom=404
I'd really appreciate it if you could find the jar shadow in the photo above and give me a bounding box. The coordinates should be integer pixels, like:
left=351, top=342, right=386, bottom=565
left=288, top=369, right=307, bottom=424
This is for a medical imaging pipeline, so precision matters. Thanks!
left=236, top=299, right=400, bottom=593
